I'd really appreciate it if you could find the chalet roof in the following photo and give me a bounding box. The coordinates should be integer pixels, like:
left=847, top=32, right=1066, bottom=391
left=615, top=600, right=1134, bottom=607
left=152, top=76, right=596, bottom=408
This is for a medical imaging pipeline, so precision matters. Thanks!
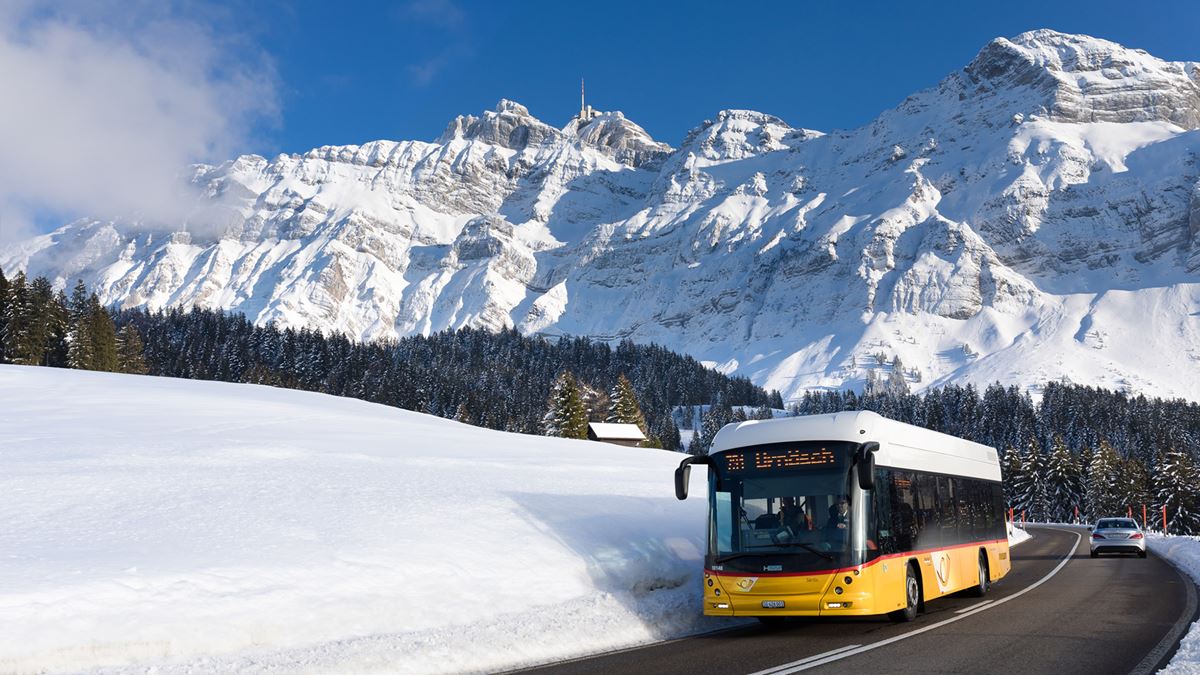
left=588, top=422, right=646, bottom=441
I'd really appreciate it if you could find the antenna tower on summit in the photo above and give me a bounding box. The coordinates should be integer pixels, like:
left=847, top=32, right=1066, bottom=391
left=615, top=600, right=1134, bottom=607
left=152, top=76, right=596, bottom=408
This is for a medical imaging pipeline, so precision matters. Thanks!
left=579, top=77, right=596, bottom=122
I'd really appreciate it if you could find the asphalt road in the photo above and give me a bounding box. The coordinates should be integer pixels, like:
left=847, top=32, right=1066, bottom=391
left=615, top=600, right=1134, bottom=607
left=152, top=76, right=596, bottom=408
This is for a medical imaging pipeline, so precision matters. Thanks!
left=522, top=527, right=1197, bottom=675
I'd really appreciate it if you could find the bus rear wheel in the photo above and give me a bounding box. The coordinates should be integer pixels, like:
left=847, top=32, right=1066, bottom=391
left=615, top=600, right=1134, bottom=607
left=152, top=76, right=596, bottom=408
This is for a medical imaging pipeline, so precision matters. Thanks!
left=968, top=551, right=989, bottom=597
left=889, top=564, right=919, bottom=622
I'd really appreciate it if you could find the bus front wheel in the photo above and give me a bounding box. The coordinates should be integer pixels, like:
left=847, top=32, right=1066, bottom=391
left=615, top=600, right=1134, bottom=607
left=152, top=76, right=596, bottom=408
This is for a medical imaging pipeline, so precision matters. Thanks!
left=889, top=564, right=919, bottom=622
left=968, top=551, right=989, bottom=597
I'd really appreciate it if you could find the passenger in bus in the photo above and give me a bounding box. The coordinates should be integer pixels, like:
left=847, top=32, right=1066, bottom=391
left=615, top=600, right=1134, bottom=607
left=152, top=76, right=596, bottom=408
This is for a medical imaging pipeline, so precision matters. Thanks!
left=779, top=497, right=810, bottom=531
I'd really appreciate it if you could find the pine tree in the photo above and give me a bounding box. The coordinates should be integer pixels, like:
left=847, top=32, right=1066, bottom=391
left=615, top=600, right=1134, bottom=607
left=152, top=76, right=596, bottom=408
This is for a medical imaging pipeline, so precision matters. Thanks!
left=1044, top=435, right=1081, bottom=522
left=44, top=289, right=70, bottom=367
left=88, top=294, right=119, bottom=372
left=1085, top=441, right=1122, bottom=521
left=606, top=373, right=647, bottom=435
left=1000, top=445, right=1024, bottom=509
left=648, top=412, right=681, bottom=451
left=0, top=266, right=8, bottom=363
left=67, top=280, right=94, bottom=369
left=543, top=370, right=588, bottom=439
left=579, top=382, right=609, bottom=422
left=1014, top=439, right=1049, bottom=521
left=888, top=355, right=909, bottom=394
left=2, top=271, right=35, bottom=364
left=692, top=399, right=735, bottom=455
left=116, top=324, right=148, bottom=374
left=1153, top=449, right=1200, bottom=535
left=1120, top=456, right=1152, bottom=527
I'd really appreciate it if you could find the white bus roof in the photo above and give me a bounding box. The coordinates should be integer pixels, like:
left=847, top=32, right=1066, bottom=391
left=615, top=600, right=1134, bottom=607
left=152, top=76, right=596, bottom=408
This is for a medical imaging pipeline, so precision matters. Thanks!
left=709, top=410, right=1001, bottom=482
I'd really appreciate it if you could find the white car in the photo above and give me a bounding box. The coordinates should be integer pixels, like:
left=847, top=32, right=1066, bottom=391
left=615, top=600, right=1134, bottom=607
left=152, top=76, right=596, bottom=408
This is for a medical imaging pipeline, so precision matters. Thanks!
left=1089, top=518, right=1147, bottom=558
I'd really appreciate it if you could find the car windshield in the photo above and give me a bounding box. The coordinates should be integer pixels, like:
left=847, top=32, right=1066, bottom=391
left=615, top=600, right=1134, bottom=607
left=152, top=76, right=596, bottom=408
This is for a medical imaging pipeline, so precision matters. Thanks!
left=1097, top=519, right=1138, bottom=529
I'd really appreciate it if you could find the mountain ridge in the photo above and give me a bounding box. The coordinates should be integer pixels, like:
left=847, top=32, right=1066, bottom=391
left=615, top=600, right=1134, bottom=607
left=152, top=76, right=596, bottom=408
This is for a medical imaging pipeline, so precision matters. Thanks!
left=6, top=29, right=1200, bottom=402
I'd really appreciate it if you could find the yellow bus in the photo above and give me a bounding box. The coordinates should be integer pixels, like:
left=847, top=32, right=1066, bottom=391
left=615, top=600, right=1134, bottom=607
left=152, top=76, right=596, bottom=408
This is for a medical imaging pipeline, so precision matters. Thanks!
left=675, top=410, right=1011, bottom=622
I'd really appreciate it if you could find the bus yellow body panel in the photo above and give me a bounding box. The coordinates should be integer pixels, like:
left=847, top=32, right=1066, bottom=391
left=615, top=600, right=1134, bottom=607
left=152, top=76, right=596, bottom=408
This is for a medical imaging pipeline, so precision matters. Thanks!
left=703, top=539, right=1011, bottom=617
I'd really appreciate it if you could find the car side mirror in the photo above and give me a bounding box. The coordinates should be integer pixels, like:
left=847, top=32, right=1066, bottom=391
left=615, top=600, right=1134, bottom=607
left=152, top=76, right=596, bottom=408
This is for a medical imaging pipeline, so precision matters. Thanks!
left=857, top=442, right=880, bottom=491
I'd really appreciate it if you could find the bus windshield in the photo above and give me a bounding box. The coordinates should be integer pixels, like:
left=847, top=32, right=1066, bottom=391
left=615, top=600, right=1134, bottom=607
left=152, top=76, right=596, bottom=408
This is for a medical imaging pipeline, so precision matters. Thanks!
left=708, top=442, right=858, bottom=573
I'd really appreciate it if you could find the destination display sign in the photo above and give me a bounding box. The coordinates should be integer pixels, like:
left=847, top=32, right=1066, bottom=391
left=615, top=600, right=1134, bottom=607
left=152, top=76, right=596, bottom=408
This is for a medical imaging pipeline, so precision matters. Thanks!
left=717, top=444, right=842, bottom=473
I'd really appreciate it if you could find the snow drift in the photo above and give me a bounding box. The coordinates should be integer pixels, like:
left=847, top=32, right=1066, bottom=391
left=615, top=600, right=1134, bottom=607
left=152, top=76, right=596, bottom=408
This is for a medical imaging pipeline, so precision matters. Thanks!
left=0, top=366, right=726, bottom=673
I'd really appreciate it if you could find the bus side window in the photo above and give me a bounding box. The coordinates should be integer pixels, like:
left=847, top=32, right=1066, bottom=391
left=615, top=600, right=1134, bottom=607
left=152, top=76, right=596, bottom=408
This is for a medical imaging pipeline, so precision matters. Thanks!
left=991, top=484, right=1007, bottom=540
left=915, top=473, right=940, bottom=549
left=889, top=471, right=916, bottom=553
left=936, top=476, right=957, bottom=545
left=873, top=468, right=897, bottom=554
left=974, top=480, right=991, bottom=541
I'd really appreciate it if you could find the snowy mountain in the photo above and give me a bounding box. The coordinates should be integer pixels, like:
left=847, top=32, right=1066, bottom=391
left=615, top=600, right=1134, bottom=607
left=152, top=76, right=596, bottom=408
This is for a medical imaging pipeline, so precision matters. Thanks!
left=7, top=30, right=1200, bottom=402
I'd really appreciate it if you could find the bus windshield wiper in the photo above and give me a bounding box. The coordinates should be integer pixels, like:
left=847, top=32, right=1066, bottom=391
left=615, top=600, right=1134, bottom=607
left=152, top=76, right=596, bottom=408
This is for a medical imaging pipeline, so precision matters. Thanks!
left=718, top=543, right=835, bottom=562
left=714, top=551, right=769, bottom=563
left=748, top=538, right=835, bottom=559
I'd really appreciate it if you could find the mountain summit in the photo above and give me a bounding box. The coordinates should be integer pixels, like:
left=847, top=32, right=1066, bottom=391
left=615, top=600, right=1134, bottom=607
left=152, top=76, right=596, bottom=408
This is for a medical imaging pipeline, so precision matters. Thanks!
left=6, top=31, right=1200, bottom=402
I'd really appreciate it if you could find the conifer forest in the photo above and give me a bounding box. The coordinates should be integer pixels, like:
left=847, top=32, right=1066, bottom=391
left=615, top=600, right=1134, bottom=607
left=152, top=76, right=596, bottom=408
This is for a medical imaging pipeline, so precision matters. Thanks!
left=4, top=268, right=1200, bottom=533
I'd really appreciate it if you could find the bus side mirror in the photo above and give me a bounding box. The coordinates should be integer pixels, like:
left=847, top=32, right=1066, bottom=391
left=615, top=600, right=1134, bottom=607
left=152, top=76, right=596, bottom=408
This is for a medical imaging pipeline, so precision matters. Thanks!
left=675, top=464, right=691, bottom=500
left=857, top=442, right=880, bottom=491
left=675, top=455, right=712, bottom=500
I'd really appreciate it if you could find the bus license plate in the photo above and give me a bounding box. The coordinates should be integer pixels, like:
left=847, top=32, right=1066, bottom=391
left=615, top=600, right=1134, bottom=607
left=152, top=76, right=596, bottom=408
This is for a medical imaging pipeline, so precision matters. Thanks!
left=762, top=600, right=786, bottom=608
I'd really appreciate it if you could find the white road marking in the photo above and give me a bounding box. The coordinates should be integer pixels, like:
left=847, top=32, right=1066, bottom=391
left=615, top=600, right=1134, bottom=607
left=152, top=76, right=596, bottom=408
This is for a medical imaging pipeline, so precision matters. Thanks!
left=748, top=528, right=1082, bottom=674
left=954, top=599, right=994, bottom=613
left=746, top=644, right=864, bottom=675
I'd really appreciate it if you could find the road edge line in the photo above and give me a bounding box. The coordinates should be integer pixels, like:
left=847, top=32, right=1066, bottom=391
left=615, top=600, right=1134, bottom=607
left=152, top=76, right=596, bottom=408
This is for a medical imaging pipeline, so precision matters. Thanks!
left=1130, top=544, right=1200, bottom=675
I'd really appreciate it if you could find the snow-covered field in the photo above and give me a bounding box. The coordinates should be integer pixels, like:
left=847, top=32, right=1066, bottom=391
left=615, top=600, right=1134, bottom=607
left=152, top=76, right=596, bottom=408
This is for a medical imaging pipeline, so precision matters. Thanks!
left=0, top=365, right=728, bottom=673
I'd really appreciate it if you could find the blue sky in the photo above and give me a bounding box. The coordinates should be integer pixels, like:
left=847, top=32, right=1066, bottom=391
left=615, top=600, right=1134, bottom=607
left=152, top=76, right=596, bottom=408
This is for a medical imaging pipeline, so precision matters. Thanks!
left=1, top=0, right=1198, bottom=240
left=249, top=0, right=1200, bottom=154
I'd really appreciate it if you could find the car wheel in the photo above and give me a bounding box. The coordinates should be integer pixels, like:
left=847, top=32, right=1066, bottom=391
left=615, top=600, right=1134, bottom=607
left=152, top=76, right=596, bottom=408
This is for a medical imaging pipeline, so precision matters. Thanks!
left=889, top=563, right=920, bottom=623
left=1138, top=550, right=1147, bottom=559
left=1090, top=551, right=1098, bottom=558
left=968, top=551, right=989, bottom=597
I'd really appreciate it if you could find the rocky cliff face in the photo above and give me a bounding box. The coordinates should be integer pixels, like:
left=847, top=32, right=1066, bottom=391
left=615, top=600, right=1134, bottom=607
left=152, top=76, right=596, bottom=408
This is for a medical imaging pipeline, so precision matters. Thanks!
left=7, top=30, right=1200, bottom=402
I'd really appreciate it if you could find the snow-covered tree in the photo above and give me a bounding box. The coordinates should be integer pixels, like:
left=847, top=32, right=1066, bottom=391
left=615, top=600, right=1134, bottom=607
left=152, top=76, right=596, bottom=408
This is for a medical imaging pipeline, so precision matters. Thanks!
left=692, top=398, right=735, bottom=455
left=606, top=373, right=647, bottom=433
left=579, top=381, right=609, bottom=423
left=1044, top=435, right=1081, bottom=522
left=2, top=271, right=34, bottom=364
left=1013, top=440, right=1049, bottom=521
left=1085, top=441, right=1123, bottom=521
left=1119, top=456, right=1152, bottom=524
left=543, top=371, right=588, bottom=439
left=116, top=324, right=148, bottom=374
left=1153, top=449, right=1200, bottom=535
left=888, top=355, right=910, bottom=395
left=1000, top=445, right=1023, bottom=508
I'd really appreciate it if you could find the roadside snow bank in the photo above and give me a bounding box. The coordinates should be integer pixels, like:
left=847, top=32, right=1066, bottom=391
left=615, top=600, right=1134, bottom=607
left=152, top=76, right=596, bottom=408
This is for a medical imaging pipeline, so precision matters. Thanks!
left=1009, top=525, right=1032, bottom=547
left=0, top=366, right=730, bottom=674
left=1148, top=535, right=1200, bottom=674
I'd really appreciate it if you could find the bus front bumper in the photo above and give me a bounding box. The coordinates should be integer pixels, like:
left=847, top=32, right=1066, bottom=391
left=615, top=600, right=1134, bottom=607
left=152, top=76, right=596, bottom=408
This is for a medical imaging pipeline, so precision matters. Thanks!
left=703, top=569, right=878, bottom=617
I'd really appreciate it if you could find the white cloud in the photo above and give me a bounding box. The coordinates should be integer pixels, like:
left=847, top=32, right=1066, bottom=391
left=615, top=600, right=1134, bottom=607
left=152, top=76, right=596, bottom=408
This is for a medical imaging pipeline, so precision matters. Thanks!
left=0, top=2, right=279, bottom=240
